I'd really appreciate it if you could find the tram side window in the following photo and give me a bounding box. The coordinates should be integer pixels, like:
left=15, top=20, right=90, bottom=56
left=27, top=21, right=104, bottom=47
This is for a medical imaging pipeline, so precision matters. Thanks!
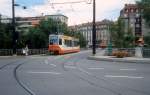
left=69, top=40, right=72, bottom=47
left=59, top=39, right=62, bottom=45
left=74, top=41, right=79, bottom=46
left=64, top=40, right=72, bottom=47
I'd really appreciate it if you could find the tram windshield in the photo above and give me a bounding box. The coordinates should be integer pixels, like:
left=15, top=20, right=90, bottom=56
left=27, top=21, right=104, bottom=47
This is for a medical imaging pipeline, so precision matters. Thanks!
left=49, top=35, right=58, bottom=45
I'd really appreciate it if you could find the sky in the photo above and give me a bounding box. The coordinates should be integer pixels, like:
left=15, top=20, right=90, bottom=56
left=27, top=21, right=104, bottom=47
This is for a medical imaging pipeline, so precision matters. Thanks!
left=0, top=0, right=136, bottom=25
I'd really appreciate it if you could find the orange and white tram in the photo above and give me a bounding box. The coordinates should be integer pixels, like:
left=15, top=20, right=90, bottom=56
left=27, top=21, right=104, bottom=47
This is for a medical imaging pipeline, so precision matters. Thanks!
left=48, top=34, right=80, bottom=55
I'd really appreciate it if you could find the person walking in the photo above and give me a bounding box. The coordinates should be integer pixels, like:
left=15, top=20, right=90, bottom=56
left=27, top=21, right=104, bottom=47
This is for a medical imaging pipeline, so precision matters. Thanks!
left=25, top=45, right=29, bottom=56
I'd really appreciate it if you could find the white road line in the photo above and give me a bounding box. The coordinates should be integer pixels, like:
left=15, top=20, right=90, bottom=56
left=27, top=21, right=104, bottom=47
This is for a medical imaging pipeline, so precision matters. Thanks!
left=78, top=68, right=92, bottom=75
left=105, top=75, right=144, bottom=79
left=28, top=71, right=61, bottom=75
left=64, top=66, right=76, bottom=69
left=49, top=64, right=57, bottom=67
left=44, top=60, right=48, bottom=64
left=120, top=69, right=136, bottom=71
left=88, top=67, right=104, bottom=70
left=44, top=60, right=56, bottom=67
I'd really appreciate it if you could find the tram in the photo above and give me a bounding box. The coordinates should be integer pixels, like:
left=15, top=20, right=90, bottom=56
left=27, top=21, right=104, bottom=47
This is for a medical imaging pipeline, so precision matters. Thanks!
left=48, top=34, right=80, bottom=55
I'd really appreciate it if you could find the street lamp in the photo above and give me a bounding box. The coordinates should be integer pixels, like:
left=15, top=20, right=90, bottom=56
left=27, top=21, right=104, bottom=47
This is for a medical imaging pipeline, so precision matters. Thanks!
left=12, top=0, right=16, bottom=55
left=12, top=0, right=26, bottom=55
left=92, top=0, right=96, bottom=55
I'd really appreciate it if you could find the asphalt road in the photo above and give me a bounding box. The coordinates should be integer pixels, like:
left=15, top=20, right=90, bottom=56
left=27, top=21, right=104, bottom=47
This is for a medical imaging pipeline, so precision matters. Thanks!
left=0, top=50, right=150, bottom=95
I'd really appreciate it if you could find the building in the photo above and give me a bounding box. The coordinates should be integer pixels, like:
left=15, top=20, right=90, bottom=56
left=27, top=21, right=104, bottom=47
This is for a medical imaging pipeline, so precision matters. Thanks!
left=16, top=16, right=43, bottom=32
left=120, top=4, right=150, bottom=37
left=0, top=14, right=11, bottom=24
left=69, top=20, right=112, bottom=48
left=15, top=14, right=68, bottom=32
left=45, top=14, right=68, bottom=24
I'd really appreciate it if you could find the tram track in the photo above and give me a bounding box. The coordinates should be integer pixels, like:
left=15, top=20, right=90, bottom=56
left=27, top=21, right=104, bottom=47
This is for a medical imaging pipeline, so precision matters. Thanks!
left=3, top=52, right=148, bottom=95
left=61, top=52, right=150, bottom=95
left=60, top=54, right=122, bottom=95
left=0, top=57, right=35, bottom=95
left=14, top=55, right=67, bottom=95
left=0, top=60, right=21, bottom=70
left=13, top=59, right=36, bottom=95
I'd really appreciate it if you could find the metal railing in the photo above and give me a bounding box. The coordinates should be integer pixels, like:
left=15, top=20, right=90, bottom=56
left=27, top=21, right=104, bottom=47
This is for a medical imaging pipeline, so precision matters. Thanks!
left=105, top=48, right=150, bottom=58
left=28, top=49, right=48, bottom=55
left=143, top=48, right=150, bottom=58
left=0, top=49, right=48, bottom=56
left=0, top=48, right=150, bottom=58
left=105, top=48, right=135, bottom=57
left=0, top=49, right=13, bottom=56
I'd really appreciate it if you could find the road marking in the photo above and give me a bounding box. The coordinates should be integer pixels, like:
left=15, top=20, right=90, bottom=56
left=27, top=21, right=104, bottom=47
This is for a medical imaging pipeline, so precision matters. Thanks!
left=105, top=75, right=144, bottom=79
left=44, top=60, right=56, bottom=67
left=88, top=67, right=104, bottom=70
left=120, top=69, right=136, bottom=71
left=28, top=71, right=61, bottom=75
left=49, top=64, right=57, bottom=67
left=64, top=66, right=76, bottom=69
left=44, top=60, right=48, bottom=64
left=78, top=68, right=92, bottom=75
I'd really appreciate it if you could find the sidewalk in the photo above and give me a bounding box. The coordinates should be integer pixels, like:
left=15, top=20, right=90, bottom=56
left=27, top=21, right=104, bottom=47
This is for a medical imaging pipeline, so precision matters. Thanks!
left=88, top=56, right=150, bottom=64
left=0, top=56, right=13, bottom=58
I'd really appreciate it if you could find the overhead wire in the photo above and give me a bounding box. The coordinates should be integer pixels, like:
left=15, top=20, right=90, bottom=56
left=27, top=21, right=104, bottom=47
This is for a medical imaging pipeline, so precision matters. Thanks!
left=48, top=0, right=86, bottom=5
left=48, top=0, right=92, bottom=12
left=48, top=0, right=92, bottom=5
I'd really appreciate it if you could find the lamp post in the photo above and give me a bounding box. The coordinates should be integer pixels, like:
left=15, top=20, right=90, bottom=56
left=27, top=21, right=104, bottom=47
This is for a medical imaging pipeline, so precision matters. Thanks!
left=12, top=0, right=17, bottom=55
left=92, top=0, right=96, bottom=55
left=12, top=0, right=27, bottom=55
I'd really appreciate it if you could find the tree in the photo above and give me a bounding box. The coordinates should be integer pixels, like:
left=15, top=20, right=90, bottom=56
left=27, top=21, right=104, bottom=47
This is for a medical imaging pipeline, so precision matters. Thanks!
left=26, top=27, right=47, bottom=49
left=0, top=23, right=12, bottom=49
left=137, top=0, right=150, bottom=26
left=70, top=30, right=87, bottom=48
left=144, top=33, right=150, bottom=47
left=26, top=18, right=87, bottom=48
left=110, top=18, right=135, bottom=48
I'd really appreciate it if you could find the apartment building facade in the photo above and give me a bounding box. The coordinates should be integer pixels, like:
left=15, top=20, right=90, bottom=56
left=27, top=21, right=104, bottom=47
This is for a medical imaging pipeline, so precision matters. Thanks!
left=69, top=20, right=112, bottom=48
left=0, top=14, right=11, bottom=24
left=45, top=14, right=68, bottom=24
left=16, top=14, right=68, bottom=32
left=120, top=4, right=150, bottom=37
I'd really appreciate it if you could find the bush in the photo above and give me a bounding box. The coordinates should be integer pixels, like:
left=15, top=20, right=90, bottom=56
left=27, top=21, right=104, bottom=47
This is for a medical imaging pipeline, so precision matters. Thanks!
left=112, top=50, right=128, bottom=58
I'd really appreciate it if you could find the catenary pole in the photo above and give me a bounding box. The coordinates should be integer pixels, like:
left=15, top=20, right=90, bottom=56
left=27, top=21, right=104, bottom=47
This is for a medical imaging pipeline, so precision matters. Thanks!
left=12, top=0, right=17, bottom=55
left=92, top=0, right=96, bottom=55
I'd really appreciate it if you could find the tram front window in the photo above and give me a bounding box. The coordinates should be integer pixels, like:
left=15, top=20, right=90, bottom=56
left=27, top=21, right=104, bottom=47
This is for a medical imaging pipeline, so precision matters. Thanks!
left=49, top=36, right=58, bottom=45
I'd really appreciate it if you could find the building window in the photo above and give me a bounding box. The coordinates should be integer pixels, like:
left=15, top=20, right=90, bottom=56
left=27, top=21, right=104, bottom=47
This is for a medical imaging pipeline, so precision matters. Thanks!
left=135, top=24, right=140, bottom=28
left=125, top=9, right=128, bottom=13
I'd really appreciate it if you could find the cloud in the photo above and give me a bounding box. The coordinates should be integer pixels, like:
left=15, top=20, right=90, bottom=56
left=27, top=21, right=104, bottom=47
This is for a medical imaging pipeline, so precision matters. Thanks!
left=0, top=0, right=136, bottom=25
left=0, top=0, right=12, bottom=16
left=29, top=0, right=136, bottom=25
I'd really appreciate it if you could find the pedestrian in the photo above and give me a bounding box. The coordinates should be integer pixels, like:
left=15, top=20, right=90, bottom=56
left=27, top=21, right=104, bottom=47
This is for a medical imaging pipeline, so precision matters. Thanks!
left=22, top=48, right=25, bottom=55
left=25, top=45, right=29, bottom=56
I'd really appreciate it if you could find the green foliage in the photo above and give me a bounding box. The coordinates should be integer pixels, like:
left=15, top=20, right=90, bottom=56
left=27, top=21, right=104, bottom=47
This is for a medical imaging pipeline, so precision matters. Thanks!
left=26, top=18, right=86, bottom=48
left=73, top=31, right=86, bottom=48
left=137, top=0, right=150, bottom=26
left=0, top=18, right=86, bottom=49
left=110, top=18, right=135, bottom=48
left=0, top=23, right=12, bottom=49
left=144, top=33, right=150, bottom=47
left=27, top=28, right=47, bottom=49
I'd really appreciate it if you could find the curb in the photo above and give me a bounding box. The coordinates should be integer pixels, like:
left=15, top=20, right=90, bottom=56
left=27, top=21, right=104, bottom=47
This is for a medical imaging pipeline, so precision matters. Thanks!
left=0, top=56, right=12, bottom=58
left=88, top=56, right=150, bottom=64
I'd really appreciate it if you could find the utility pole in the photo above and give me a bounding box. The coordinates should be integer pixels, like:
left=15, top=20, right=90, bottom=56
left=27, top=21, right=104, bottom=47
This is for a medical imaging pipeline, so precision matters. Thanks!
left=92, top=0, right=96, bottom=55
left=12, top=0, right=17, bottom=55
left=0, top=14, right=1, bottom=24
